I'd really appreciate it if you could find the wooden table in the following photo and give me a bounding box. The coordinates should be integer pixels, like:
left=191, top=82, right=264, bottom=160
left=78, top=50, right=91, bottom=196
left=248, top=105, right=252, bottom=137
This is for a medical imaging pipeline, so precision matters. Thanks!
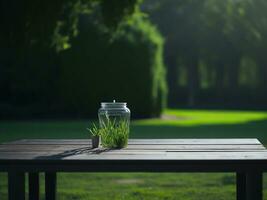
left=0, top=139, right=267, bottom=200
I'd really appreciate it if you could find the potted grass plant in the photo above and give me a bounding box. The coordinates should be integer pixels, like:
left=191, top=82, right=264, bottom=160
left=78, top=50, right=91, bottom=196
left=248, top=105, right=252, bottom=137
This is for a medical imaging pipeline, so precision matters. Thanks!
left=87, top=124, right=100, bottom=148
left=88, top=101, right=130, bottom=149
left=88, top=118, right=129, bottom=149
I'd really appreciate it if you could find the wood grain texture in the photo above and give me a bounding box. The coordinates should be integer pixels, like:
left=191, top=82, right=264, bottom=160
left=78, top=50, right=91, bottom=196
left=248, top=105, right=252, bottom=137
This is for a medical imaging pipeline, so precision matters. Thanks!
left=3, top=139, right=265, bottom=200
left=1, top=139, right=267, bottom=172
left=0, top=144, right=264, bottom=152
left=4, top=138, right=262, bottom=145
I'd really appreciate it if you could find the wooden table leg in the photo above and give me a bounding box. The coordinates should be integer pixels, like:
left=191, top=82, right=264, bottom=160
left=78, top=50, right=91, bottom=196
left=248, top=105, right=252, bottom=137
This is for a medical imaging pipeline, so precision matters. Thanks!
left=237, top=171, right=262, bottom=200
left=236, top=172, right=246, bottom=200
left=29, top=172, right=39, bottom=200
left=8, top=172, right=25, bottom=200
left=45, top=172, right=57, bottom=200
left=246, top=172, right=262, bottom=200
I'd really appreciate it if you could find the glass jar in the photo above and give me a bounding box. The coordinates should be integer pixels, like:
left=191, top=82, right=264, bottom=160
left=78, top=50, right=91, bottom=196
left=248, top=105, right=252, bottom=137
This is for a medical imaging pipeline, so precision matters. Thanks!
left=98, top=101, right=130, bottom=148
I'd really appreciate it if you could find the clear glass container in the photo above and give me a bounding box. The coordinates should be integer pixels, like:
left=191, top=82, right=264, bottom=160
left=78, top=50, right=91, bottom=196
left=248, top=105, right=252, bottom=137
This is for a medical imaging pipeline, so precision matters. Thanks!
left=98, top=101, right=130, bottom=148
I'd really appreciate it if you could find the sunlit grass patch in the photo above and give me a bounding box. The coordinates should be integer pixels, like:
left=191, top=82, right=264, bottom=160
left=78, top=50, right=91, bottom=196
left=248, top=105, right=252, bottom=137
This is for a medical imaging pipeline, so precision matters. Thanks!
left=134, top=109, right=267, bottom=126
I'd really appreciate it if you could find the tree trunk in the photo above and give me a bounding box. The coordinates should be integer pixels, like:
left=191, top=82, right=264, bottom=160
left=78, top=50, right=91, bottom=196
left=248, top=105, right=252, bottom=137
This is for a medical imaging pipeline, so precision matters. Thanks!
left=187, top=54, right=199, bottom=107
left=257, top=59, right=267, bottom=90
left=215, top=60, right=225, bottom=98
left=166, top=54, right=178, bottom=106
left=227, top=56, right=241, bottom=93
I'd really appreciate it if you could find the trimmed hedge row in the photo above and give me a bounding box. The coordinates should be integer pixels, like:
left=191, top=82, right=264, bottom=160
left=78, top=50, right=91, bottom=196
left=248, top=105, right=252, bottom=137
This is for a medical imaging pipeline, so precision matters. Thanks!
left=59, top=15, right=167, bottom=118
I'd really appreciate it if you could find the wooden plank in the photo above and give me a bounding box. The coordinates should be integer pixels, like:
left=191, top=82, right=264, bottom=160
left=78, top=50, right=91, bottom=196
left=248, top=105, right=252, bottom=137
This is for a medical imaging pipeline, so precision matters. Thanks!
left=130, top=139, right=262, bottom=145
left=0, top=147, right=264, bottom=154
left=125, top=144, right=265, bottom=150
left=45, top=172, right=56, bottom=200
left=3, top=138, right=261, bottom=145
left=29, top=173, right=39, bottom=200
left=1, top=149, right=267, bottom=162
left=3, top=139, right=91, bottom=145
left=1, top=149, right=267, bottom=153
left=8, top=172, right=25, bottom=200
left=1, top=148, right=267, bottom=154
left=5, top=149, right=262, bottom=154
left=0, top=144, right=264, bottom=153
left=1, top=150, right=267, bottom=160
left=62, top=151, right=267, bottom=160
left=0, top=145, right=93, bottom=151
left=90, top=149, right=267, bottom=153
left=4, top=139, right=27, bottom=144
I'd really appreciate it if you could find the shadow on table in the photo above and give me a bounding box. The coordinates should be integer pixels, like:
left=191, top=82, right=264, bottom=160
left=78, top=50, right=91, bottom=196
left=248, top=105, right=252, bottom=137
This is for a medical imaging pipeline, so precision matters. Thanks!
left=36, top=147, right=111, bottom=160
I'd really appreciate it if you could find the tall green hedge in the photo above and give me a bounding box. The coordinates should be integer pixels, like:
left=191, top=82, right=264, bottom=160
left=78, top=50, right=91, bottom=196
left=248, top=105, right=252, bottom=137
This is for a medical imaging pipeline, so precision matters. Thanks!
left=59, top=15, right=167, bottom=118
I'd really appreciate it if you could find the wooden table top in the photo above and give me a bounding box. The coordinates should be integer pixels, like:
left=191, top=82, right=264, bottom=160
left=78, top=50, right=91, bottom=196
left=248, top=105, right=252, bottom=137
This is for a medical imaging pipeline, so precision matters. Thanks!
left=0, top=139, right=267, bottom=172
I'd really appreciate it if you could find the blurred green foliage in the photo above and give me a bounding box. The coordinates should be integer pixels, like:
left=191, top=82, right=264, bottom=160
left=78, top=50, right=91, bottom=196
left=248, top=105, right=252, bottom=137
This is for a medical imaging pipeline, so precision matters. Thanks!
left=0, top=0, right=167, bottom=118
left=1, top=0, right=267, bottom=119
left=60, top=14, right=166, bottom=118
left=0, top=0, right=140, bottom=49
left=144, top=0, right=267, bottom=108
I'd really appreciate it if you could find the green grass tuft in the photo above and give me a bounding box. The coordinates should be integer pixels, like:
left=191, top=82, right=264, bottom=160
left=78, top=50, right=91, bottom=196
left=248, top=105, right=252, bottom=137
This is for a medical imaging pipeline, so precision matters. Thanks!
left=100, top=119, right=129, bottom=148
left=88, top=119, right=129, bottom=148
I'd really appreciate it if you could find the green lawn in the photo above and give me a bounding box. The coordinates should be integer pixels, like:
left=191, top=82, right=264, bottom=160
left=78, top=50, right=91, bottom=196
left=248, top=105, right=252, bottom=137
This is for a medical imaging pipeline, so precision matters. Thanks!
left=1, top=109, right=267, bottom=200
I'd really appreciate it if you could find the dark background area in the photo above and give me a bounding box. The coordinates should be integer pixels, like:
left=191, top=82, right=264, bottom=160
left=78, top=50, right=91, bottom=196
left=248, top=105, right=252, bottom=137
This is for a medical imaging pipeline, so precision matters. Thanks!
left=143, top=0, right=267, bottom=109
left=0, top=0, right=266, bottom=119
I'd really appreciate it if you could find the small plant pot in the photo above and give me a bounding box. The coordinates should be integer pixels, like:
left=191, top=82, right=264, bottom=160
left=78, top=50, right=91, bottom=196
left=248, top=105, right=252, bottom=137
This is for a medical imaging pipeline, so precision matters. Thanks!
left=91, top=136, right=99, bottom=148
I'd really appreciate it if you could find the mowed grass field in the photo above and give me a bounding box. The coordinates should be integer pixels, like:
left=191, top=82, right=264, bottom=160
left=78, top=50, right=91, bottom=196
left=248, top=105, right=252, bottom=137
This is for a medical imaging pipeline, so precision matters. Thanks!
left=1, top=109, right=267, bottom=200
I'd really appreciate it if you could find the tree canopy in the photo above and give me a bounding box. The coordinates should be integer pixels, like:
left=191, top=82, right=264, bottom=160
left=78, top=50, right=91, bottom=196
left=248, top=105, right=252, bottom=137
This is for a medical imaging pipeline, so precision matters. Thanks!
left=0, top=0, right=167, bottom=119
left=144, top=0, right=267, bottom=108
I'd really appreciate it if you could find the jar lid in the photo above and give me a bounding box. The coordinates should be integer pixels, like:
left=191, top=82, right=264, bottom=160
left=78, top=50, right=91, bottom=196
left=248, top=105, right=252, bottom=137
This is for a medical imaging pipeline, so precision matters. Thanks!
left=101, top=100, right=127, bottom=108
